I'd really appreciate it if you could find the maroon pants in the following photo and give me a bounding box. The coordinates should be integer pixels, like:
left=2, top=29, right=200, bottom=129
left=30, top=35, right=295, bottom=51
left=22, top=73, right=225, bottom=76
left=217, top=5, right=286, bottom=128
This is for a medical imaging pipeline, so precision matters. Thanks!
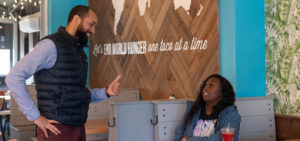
left=37, top=123, right=86, bottom=141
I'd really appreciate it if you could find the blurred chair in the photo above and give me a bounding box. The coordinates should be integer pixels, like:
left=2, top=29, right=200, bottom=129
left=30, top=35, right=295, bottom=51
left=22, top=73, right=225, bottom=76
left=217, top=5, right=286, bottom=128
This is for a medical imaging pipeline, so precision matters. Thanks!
left=0, top=97, right=10, bottom=141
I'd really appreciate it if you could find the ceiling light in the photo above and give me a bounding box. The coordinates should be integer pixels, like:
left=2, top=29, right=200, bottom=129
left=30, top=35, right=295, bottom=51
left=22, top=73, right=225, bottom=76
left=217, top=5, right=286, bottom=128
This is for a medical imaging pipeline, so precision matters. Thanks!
left=2, top=12, right=5, bottom=15
left=3, top=2, right=6, bottom=6
left=13, top=4, right=16, bottom=8
left=21, top=2, right=24, bottom=5
left=25, top=0, right=27, bottom=2
left=21, top=6, right=24, bottom=9
left=18, top=15, right=21, bottom=19
left=39, top=0, right=41, bottom=4
left=34, top=2, right=37, bottom=6
left=29, top=0, right=32, bottom=3
left=15, top=0, right=18, bottom=3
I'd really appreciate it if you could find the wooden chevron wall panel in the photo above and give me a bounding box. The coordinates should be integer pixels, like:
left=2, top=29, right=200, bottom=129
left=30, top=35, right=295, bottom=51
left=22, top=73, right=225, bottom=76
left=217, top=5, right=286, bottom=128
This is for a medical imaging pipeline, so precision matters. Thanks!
left=89, top=0, right=219, bottom=100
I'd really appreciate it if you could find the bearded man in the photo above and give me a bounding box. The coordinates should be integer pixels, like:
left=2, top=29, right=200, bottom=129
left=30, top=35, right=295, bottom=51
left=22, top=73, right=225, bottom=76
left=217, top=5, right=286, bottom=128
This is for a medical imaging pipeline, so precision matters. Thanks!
left=5, top=5, right=120, bottom=141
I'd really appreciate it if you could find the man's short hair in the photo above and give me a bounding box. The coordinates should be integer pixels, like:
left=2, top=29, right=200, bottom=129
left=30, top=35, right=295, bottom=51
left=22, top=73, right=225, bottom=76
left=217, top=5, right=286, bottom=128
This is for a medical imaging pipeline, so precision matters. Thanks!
left=67, top=5, right=92, bottom=23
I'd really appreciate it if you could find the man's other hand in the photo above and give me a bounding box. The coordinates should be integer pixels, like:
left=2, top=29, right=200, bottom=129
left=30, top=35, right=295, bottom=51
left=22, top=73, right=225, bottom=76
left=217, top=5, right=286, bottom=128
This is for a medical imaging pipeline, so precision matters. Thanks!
left=34, top=116, right=61, bottom=138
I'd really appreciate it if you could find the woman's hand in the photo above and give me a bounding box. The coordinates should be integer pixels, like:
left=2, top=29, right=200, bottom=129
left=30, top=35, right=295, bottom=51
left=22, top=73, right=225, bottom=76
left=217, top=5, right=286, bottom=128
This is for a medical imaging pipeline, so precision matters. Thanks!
left=182, top=136, right=188, bottom=141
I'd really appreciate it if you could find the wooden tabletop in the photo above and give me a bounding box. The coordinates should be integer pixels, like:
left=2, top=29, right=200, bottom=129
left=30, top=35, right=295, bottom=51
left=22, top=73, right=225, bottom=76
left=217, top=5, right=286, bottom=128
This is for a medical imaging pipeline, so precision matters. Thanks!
left=85, top=119, right=109, bottom=134
left=0, top=110, right=10, bottom=116
left=0, top=96, right=10, bottom=100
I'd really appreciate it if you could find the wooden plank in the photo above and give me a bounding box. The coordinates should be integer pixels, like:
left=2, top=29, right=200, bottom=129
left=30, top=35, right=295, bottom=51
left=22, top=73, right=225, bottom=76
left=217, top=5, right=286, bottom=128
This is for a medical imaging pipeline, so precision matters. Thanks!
left=235, top=99, right=274, bottom=116
left=89, top=0, right=219, bottom=100
left=239, top=130, right=276, bottom=141
left=85, top=119, right=109, bottom=134
left=275, top=114, right=300, bottom=140
left=239, top=115, right=275, bottom=133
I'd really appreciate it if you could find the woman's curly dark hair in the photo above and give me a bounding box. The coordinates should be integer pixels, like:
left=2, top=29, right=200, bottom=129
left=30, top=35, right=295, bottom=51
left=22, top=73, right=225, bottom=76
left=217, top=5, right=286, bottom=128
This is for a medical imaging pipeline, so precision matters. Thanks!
left=182, top=74, right=235, bottom=131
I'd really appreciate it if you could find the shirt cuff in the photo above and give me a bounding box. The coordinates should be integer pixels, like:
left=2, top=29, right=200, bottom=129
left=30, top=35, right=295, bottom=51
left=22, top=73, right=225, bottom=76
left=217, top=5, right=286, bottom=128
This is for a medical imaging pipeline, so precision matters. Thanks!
left=26, top=107, right=41, bottom=121
left=90, top=88, right=110, bottom=103
left=105, top=87, right=110, bottom=98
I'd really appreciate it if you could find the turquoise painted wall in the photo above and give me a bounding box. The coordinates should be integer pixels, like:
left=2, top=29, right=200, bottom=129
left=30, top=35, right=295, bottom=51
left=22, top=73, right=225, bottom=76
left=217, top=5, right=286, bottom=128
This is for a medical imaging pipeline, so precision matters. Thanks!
left=219, top=0, right=266, bottom=97
left=48, top=0, right=90, bottom=85
left=49, top=0, right=266, bottom=97
left=235, top=0, right=266, bottom=97
left=219, top=0, right=236, bottom=91
left=48, top=0, right=88, bottom=34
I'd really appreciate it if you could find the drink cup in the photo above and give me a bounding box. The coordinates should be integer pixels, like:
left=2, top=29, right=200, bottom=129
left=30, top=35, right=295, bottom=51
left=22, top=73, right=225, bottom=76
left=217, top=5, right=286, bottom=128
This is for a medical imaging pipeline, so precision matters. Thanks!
left=221, top=127, right=234, bottom=141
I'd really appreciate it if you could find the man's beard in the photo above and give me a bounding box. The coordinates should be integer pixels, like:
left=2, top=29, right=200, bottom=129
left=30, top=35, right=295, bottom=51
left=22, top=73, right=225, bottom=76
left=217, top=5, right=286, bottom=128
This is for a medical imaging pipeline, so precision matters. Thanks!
left=75, top=24, right=90, bottom=47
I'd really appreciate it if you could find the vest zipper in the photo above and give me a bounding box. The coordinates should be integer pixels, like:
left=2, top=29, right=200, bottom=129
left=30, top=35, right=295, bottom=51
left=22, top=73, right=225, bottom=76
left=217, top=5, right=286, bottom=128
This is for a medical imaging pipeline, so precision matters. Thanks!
left=56, top=87, right=61, bottom=120
left=78, top=52, right=84, bottom=124
left=78, top=52, right=84, bottom=85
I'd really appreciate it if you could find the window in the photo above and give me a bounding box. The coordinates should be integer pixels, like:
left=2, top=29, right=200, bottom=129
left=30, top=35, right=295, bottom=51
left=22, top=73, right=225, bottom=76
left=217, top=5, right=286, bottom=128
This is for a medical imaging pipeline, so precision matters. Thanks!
left=0, top=49, right=10, bottom=76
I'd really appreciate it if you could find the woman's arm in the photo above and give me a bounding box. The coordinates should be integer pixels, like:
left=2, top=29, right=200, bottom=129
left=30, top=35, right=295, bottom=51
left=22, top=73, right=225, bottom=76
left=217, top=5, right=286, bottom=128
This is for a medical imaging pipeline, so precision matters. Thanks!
left=186, top=106, right=241, bottom=141
left=174, top=101, right=194, bottom=141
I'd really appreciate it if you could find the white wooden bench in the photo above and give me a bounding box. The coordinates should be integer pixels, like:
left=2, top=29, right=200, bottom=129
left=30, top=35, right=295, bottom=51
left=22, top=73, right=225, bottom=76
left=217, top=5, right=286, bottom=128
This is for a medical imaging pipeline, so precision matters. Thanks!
left=86, top=88, right=140, bottom=141
left=108, top=96, right=276, bottom=141
left=236, top=96, right=276, bottom=141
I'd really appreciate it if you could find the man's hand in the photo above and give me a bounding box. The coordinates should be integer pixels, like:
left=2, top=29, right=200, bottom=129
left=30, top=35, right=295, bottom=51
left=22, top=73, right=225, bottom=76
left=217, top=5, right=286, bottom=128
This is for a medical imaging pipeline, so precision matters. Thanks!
left=34, top=116, right=61, bottom=138
left=106, top=75, right=121, bottom=96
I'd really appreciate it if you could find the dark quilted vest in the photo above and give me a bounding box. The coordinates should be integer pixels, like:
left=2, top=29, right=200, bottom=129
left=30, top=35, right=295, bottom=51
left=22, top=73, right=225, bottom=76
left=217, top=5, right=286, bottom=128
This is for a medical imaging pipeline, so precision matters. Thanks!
left=34, top=27, right=91, bottom=126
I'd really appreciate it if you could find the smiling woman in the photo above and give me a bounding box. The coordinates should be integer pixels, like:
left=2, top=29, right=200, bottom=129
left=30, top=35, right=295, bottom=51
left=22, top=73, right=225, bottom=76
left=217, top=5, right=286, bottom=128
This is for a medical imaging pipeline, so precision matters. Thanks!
left=174, top=74, right=241, bottom=141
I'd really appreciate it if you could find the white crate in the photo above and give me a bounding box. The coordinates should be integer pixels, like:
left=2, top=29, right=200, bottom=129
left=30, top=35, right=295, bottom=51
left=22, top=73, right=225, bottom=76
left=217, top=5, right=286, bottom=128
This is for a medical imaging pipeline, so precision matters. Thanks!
left=10, top=125, right=36, bottom=141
